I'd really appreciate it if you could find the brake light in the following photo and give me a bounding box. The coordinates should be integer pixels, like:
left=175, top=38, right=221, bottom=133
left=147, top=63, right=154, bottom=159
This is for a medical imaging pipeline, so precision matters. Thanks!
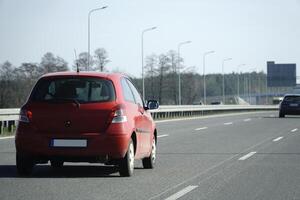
left=19, top=109, right=33, bottom=123
left=112, top=108, right=127, bottom=123
left=107, top=104, right=127, bottom=124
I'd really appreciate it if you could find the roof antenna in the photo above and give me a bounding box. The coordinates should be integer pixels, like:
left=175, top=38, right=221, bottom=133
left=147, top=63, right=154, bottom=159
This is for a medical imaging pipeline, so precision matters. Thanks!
left=74, top=49, right=79, bottom=73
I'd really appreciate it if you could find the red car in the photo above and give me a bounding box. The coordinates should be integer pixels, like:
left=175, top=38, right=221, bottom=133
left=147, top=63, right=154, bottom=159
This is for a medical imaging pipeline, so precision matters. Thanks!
left=15, top=72, right=159, bottom=177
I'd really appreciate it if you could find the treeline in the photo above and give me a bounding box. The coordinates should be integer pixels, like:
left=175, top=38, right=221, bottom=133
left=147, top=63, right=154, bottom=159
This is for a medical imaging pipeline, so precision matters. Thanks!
left=132, top=51, right=267, bottom=105
left=0, top=48, right=109, bottom=108
left=0, top=48, right=266, bottom=108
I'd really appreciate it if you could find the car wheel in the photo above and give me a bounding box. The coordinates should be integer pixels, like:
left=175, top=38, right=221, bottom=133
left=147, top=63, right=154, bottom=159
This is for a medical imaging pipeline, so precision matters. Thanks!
left=142, top=137, right=156, bottom=169
left=119, top=139, right=134, bottom=177
left=16, top=152, right=34, bottom=176
left=279, top=111, right=285, bottom=118
left=50, top=160, right=64, bottom=168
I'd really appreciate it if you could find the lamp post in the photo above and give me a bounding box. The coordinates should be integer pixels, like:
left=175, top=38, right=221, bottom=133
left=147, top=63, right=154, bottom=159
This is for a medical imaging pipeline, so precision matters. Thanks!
left=87, top=6, right=108, bottom=70
left=177, top=41, right=191, bottom=105
left=203, top=51, right=215, bottom=105
left=237, top=64, right=245, bottom=101
left=249, top=68, right=257, bottom=105
left=141, top=26, right=157, bottom=100
left=222, top=58, right=232, bottom=104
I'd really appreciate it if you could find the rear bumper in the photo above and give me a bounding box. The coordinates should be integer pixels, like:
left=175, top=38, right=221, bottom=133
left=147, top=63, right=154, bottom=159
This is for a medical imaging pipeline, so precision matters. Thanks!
left=280, top=107, right=300, bottom=115
left=15, top=133, right=130, bottom=160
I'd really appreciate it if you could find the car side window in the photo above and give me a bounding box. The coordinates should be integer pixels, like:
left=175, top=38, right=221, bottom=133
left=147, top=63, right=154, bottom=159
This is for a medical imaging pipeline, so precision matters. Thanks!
left=121, top=78, right=135, bottom=103
left=126, top=79, right=144, bottom=107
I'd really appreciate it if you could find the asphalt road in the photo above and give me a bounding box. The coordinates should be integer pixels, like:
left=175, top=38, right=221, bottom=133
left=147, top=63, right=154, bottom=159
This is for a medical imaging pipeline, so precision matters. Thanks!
left=0, top=111, right=300, bottom=200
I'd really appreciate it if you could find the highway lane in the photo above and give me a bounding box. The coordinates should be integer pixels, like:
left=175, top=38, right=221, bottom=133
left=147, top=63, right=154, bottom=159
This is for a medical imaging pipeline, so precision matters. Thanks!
left=0, top=111, right=299, bottom=200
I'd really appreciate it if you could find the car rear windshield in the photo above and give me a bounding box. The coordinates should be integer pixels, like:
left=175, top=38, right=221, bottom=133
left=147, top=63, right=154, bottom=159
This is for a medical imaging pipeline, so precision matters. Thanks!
left=284, top=96, right=300, bottom=102
left=30, top=77, right=116, bottom=103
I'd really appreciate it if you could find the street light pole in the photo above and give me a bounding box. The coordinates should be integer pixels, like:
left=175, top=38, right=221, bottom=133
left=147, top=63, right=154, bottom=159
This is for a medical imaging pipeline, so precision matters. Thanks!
left=87, top=6, right=108, bottom=70
left=222, top=58, right=232, bottom=104
left=249, top=68, right=257, bottom=105
left=141, top=26, right=157, bottom=101
left=203, top=51, right=215, bottom=105
left=177, top=41, right=191, bottom=105
left=237, top=64, right=245, bottom=102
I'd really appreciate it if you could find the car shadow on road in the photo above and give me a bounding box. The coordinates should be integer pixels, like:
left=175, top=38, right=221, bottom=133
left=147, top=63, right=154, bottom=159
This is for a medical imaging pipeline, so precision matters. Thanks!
left=0, top=165, right=122, bottom=178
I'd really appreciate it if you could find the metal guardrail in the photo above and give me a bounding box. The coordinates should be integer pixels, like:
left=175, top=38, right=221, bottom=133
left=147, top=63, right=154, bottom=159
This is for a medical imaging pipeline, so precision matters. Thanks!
left=151, top=105, right=278, bottom=119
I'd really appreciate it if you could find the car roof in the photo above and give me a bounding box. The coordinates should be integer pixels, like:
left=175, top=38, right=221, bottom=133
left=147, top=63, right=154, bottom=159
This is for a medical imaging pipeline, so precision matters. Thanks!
left=284, top=94, right=300, bottom=97
left=41, top=71, right=128, bottom=80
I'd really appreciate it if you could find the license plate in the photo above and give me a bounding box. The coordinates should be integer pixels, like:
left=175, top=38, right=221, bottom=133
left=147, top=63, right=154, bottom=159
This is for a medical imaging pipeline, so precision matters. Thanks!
left=51, top=139, right=87, bottom=147
left=289, top=103, right=298, bottom=107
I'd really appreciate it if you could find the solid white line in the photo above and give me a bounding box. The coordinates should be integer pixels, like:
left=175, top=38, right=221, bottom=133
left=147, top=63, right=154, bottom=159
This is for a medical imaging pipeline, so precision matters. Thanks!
left=243, top=118, right=251, bottom=122
left=158, top=134, right=169, bottom=138
left=195, top=127, right=208, bottom=131
left=0, top=136, right=14, bottom=140
left=273, top=137, right=283, bottom=142
left=238, top=152, right=257, bottom=161
left=165, top=185, right=198, bottom=200
left=291, top=128, right=298, bottom=133
left=224, top=122, right=233, bottom=125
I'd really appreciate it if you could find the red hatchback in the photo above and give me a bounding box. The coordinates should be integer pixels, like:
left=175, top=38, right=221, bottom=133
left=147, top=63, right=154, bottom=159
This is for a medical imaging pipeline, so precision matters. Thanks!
left=15, top=72, right=159, bottom=177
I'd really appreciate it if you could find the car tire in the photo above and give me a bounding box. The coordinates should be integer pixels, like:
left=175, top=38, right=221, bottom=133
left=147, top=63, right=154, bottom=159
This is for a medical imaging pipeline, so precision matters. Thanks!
left=279, top=111, right=285, bottom=118
left=142, top=137, right=156, bottom=169
left=50, top=160, right=64, bottom=168
left=119, top=139, right=134, bottom=177
left=16, top=152, right=34, bottom=176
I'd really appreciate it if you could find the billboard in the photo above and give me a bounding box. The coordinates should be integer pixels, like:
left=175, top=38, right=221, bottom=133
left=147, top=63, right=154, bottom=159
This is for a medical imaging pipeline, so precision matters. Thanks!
left=267, top=61, right=296, bottom=87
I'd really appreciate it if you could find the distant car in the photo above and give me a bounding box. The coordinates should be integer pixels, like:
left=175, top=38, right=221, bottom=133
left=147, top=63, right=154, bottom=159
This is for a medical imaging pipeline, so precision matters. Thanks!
left=279, top=94, right=300, bottom=118
left=15, top=72, right=159, bottom=177
left=210, top=101, right=223, bottom=105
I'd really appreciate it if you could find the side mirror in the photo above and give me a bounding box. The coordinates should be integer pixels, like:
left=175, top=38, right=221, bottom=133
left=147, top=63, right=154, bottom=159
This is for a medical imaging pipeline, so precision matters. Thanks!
left=145, top=100, right=159, bottom=110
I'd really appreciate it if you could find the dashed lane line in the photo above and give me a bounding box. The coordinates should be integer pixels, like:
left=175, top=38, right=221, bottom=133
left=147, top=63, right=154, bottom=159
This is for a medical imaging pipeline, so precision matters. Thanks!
left=273, top=136, right=283, bottom=142
left=195, top=127, right=208, bottom=131
left=238, top=152, right=257, bottom=161
left=158, top=134, right=169, bottom=138
left=164, top=185, right=198, bottom=200
left=291, top=128, right=298, bottom=133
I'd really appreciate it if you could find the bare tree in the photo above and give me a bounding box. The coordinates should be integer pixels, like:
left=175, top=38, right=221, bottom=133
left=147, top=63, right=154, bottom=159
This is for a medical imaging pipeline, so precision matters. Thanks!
left=0, top=62, right=14, bottom=107
left=93, top=48, right=110, bottom=72
left=144, top=54, right=158, bottom=99
left=40, top=52, right=68, bottom=73
left=156, top=54, right=171, bottom=104
left=167, top=50, right=180, bottom=104
left=73, top=52, right=93, bottom=71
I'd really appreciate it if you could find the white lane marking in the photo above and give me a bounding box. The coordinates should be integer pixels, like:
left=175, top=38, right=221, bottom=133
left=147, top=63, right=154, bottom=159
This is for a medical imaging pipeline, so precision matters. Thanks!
left=243, top=118, right=251, bottom=122
left=224, top=122, right=233, bottom=125
left=0, top=136, right=15, bottom=140
left=238, top=152, right=257, bottom=161
left=273, top=136, right=283, bottom=142
left=291, top=128, right=298, bottom=133
left=158, top=134, right=169, bottom=138
left=165, top=185, right=198, bottom=200
left=195, top=127, right=208, bottom=131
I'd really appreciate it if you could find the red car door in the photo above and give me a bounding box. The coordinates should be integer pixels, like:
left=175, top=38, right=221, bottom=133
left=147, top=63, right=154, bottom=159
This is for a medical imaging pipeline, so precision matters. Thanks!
left=126, top=80, right=151, bottom=154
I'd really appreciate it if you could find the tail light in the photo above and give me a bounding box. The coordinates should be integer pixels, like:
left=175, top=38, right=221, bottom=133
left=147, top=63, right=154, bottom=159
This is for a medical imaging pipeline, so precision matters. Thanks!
left=19, top=109, right=33, bottom=123
left=111, top=109, right=127, bottom=123
left=107, top=104, right=127, bottom=124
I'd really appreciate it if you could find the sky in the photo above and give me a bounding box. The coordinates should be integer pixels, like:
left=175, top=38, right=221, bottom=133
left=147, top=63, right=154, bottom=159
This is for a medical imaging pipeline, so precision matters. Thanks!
left=1, top=0, right=300, bottom=78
